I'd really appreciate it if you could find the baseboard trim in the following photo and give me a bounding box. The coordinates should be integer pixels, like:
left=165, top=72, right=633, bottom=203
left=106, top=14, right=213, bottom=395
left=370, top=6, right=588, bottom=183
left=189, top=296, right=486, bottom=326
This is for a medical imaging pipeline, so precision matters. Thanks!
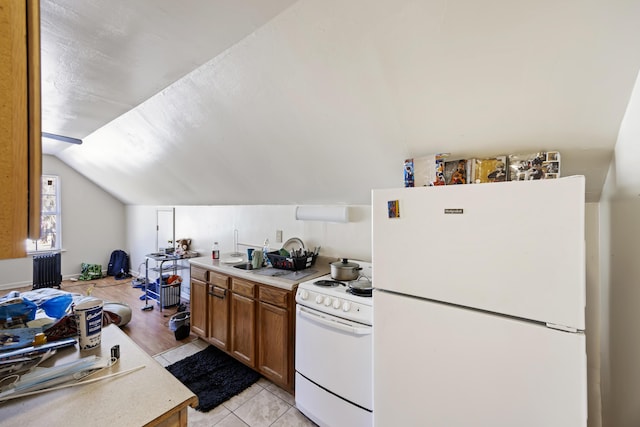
left=0, top=273, right=83, bottom=291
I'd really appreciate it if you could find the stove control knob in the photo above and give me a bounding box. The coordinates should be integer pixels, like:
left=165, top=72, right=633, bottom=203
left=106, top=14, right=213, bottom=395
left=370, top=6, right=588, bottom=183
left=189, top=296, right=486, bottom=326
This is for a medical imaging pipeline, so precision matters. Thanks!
left=324, top=297, right=332, bottom=307
left=299, top=290, right=309, bottom=300
left=342, top=302, right=351, bottom=312
left=332, top=299, right=341, bottom=309
left=315, top=295, right=324, bottom=304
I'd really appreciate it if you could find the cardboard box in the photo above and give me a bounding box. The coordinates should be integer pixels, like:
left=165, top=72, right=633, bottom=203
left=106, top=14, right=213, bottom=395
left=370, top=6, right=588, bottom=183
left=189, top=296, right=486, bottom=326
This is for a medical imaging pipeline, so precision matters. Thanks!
left=404, top=153, right=449, bottom=187
left=508, top=151, right=561, bottom=181
left=443, top=159, right=471, bottom=185
left=471, top=156, right=508, bottom=184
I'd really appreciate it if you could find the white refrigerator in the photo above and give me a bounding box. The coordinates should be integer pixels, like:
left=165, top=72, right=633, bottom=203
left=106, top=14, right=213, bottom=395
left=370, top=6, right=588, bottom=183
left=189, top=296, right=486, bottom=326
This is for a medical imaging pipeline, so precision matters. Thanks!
left=372, top=176, right=587, bottom=427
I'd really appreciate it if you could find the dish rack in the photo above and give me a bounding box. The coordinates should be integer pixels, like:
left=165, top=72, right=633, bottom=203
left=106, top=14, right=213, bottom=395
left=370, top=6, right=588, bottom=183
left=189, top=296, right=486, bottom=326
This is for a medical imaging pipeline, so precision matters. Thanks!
left=267, top=251, right=317, bottom=271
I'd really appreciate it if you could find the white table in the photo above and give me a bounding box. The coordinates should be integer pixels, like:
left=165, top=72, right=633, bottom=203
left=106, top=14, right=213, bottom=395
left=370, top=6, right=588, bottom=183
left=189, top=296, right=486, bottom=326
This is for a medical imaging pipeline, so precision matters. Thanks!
left=1, top=325, right=198, bottom=427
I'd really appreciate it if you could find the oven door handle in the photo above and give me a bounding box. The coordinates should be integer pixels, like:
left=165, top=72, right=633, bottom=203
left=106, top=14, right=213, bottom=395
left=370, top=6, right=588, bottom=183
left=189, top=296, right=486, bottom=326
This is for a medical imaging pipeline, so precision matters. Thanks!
left=297, top=305, right=372, bottom=336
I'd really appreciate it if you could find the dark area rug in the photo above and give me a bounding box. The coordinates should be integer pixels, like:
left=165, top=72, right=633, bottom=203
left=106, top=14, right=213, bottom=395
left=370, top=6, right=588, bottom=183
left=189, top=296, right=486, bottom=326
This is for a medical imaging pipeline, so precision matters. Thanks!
left=166, top=345, right=261, bottom=412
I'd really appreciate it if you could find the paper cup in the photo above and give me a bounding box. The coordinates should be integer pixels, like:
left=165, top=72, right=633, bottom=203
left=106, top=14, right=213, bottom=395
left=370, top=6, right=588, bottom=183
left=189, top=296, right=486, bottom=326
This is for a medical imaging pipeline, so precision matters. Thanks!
left=74, top=298, right=104, bottom=350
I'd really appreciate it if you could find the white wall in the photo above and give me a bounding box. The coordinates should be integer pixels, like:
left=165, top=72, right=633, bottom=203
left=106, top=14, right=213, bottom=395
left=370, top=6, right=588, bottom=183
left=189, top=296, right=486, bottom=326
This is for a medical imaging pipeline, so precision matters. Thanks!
left=125, top=204, right=371, bottom=298
left=608, top=198, right=640, bottom=427
left=599, top=175, right=640, bottom=427
left=597, top=70, right=640, bottom=427
left=585, top=203, right=602, bottom=427
left=0, top=155, right=126, bottom=289
left=126, top=205, right=371, bottom=269
left=598, top=173, right=612, bottom=427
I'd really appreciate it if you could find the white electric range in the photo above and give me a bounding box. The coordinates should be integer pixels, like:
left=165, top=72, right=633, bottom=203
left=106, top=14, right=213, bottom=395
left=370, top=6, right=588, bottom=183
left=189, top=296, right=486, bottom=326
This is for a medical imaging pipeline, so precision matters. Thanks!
left=295, top=261, right=373, bottom=427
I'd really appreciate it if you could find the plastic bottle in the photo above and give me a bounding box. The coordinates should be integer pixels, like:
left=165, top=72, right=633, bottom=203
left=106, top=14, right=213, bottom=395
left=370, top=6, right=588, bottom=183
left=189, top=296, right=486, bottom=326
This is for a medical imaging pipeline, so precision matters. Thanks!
left=262, top=238, right=270, bottom=267
left=212, top=242, right=220, bottom=260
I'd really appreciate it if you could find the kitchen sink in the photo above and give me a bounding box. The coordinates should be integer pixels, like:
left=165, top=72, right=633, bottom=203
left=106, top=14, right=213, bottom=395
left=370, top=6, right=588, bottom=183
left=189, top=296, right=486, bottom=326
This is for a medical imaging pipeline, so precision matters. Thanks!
left=233, top=263, right=254, bottom=270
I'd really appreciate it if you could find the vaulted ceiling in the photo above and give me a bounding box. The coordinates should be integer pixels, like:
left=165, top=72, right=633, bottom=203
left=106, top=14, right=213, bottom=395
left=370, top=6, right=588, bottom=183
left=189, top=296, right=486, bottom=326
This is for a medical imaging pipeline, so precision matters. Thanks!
left=41, top=0, right=640, bottom=205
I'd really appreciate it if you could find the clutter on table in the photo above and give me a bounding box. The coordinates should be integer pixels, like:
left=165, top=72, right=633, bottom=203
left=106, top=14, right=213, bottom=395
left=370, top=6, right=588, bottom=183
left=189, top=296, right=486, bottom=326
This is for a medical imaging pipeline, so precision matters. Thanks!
left=0, top=288, right=131, bottom=402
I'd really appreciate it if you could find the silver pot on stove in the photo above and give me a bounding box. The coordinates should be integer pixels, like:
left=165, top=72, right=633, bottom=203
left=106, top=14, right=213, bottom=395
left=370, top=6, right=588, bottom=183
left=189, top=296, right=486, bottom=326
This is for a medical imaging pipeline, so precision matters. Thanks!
left=347, top=276, right=373, bottom=296
left=330, top=258, right=362, bottom=281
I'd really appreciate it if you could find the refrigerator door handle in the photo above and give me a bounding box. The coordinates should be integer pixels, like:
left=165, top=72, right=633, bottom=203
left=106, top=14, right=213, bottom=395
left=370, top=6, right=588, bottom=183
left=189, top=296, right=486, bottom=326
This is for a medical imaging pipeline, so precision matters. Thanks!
left=546, top=323, right=581, bottom=333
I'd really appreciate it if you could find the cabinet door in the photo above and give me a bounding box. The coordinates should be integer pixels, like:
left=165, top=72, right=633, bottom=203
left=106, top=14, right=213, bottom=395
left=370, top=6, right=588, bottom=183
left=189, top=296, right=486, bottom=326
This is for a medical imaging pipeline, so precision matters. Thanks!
left=257, top=301, right=289, bottom=387
left=207, top=271, right=230, bottom=350
left=208, top=285, right=229, bottom=350
left=230, top=292, right=255, bottom=367
left=190, top=278, right=208, bottom=337
left=0, top=0, right=41, bottom=259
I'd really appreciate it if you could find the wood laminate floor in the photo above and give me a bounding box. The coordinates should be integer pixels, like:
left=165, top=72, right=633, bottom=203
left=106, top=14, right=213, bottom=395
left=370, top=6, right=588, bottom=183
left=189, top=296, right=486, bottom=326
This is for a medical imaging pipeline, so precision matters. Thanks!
left=15, top=275, right=195, bottom=356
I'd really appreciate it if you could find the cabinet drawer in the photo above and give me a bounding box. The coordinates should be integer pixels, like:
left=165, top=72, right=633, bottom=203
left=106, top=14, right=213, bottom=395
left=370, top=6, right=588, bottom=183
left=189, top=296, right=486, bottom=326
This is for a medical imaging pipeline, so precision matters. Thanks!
left=191, top=266, right=208, bottom=282
left=231, top=278, right=255, bottom=298
left=209, top=271, right=230, bottom=289
left=259, top=286, right=289, bottom=308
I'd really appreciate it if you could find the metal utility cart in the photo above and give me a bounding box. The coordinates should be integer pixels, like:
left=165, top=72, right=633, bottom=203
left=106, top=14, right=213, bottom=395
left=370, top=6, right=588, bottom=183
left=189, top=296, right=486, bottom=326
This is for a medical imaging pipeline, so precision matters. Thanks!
left=142, top=252, right=194, bottom=312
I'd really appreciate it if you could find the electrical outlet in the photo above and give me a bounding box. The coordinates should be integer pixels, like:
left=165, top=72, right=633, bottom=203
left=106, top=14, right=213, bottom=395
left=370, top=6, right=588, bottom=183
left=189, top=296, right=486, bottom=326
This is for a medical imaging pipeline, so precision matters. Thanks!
left=276, top=230, right=283, bottom=243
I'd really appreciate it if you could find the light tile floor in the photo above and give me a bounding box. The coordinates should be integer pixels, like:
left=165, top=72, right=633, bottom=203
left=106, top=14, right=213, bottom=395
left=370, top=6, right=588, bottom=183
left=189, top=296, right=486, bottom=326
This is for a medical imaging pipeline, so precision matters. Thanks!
left=154, top=340, right=318, bottom=427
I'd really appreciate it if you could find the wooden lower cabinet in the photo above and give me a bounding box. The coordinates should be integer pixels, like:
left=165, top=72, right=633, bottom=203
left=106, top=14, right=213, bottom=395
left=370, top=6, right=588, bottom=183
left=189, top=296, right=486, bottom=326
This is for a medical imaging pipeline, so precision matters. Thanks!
left=190, top=267, right=208, bottom=338
left=257, top=285, right=291, bottom=387
left=230, top=292, right=256, bottom=367
left=257, top=301, right=289, bottom=386
left=230, top=278, right=256, bottom=367
left=207, top=271, right=230, bottom=351
left=189, top=265, right=296, bottom=392
left=208, top=285, right=229, bottom=350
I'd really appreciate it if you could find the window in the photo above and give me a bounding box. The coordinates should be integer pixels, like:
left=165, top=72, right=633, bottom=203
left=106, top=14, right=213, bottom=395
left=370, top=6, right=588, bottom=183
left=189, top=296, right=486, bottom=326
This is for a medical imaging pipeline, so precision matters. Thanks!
left=26, top=175, right=61, bottom=252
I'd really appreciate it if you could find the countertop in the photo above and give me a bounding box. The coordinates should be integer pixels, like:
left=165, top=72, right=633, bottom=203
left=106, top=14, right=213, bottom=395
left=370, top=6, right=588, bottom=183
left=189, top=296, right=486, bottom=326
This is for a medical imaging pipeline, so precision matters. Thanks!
left=189, top=255, right=332, bottom=291
left=1, top=324, right=197, bottom=427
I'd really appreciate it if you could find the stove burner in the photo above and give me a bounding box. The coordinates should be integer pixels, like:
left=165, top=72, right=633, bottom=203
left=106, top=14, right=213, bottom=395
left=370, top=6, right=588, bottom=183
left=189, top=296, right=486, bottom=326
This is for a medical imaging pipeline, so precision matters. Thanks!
left=314, top=280, right=345, bottom=288
left=347, top=287, right=372, bottom=297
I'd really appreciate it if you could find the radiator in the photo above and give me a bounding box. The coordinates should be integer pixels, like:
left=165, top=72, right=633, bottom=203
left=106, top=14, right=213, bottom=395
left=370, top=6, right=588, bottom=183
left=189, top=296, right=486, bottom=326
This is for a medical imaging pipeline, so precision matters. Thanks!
left=33, top=253, right=62, bottom=289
